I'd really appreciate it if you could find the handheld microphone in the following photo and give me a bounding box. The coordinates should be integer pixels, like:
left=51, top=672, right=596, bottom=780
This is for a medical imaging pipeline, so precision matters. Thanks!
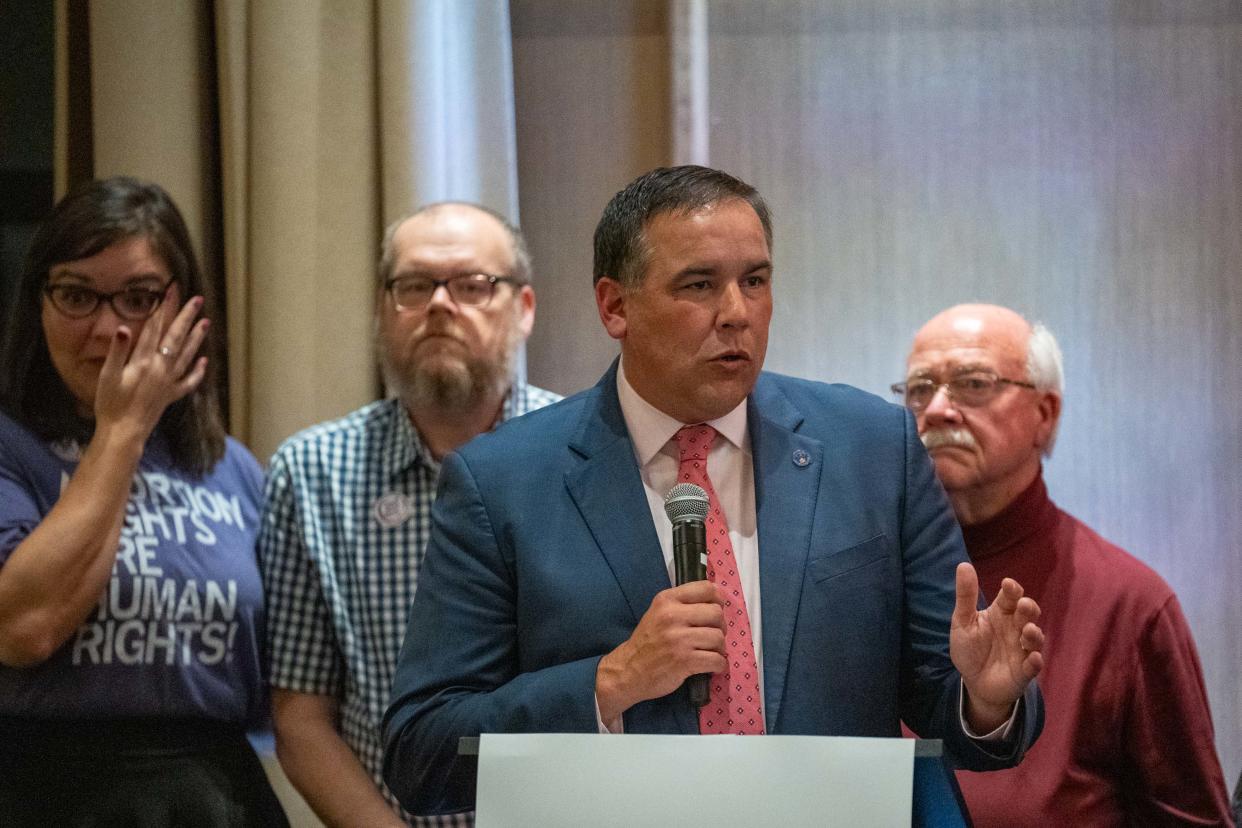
left=663, top=483, right=711, bottom=708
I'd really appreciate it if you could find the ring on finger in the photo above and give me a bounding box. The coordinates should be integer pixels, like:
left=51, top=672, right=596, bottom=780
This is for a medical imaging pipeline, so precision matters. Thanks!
left=159, top=345, right=173, bottom=358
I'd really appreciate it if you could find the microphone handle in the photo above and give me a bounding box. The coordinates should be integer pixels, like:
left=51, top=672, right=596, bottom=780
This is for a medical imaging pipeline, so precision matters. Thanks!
left=673, top=520, right=711, bottom=708
left=687, top=673, right=710, bottom=707
left=672, top=520, right=707, bottom=584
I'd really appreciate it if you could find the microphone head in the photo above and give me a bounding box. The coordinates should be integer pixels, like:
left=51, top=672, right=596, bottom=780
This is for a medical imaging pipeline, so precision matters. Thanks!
left=664, top=483, right=709, bottom=525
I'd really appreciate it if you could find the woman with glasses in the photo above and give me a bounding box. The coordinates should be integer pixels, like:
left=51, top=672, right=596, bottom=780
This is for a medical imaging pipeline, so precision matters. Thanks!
left=0, top=177, right=287, bottom=825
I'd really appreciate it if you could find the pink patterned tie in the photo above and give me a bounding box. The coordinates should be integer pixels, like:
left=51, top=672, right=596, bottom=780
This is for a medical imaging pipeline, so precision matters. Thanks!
left=674, top=424, right=765, bottom=735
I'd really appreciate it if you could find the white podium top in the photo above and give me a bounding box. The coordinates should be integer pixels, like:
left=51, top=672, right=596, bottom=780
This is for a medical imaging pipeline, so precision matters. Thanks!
left=475, top=733, right=916, bottom=827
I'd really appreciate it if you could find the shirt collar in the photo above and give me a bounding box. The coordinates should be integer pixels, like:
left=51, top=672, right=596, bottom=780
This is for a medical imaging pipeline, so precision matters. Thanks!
left=382, top=380, right=531, bottom=481
left=381, top=397, right=436, bottom=481
left=960, top=467, right=1059, bottom=560
left=500, top=380, right=527, bottom=422
left=616, top=359, right=748, bottom=467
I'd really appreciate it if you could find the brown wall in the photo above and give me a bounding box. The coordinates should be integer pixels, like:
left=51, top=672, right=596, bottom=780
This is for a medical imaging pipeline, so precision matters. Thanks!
left=514, top=1, right=671, bottom=397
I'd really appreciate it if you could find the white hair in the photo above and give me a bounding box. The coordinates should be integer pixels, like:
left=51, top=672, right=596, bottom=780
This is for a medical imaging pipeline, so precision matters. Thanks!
left=1025, top=321, right=1063, bottom=456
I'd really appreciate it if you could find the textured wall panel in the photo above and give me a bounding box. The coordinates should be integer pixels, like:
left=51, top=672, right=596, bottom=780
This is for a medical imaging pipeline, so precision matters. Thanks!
left=707, top=0, right=1241, bottom=783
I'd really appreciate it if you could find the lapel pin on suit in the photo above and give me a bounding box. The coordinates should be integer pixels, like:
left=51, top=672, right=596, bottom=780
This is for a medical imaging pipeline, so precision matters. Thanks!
left=792, top=449, right=811, bottom=468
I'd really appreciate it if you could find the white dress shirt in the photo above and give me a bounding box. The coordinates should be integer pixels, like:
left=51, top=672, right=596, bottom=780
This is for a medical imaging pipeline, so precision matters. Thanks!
left=616, top=362, right=765, bottom=705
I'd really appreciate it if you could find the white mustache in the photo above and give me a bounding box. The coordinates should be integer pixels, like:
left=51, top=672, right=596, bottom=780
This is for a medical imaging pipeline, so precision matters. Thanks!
left=921, top=428, right=978, bottom=452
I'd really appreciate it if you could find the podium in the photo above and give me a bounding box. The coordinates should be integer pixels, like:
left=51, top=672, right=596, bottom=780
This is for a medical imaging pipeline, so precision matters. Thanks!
left=457, top=734, right=970, bottom=827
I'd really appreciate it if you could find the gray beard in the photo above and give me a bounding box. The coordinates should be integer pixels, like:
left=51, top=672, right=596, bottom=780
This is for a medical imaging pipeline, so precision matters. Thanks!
left=384, top=350, right=513, bottom=414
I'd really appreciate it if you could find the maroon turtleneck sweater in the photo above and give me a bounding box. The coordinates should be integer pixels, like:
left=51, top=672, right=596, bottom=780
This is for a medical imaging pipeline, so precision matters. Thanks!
left=955, top=472, right=1233, bottom=827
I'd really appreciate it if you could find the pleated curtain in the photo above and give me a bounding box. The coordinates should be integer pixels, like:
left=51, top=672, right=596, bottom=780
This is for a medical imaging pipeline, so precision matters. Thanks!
left=56, top=0, right=521, bottom=460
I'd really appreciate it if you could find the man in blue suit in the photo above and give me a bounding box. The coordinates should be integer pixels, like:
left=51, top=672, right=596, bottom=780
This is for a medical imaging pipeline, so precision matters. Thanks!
left=383, top=166, right=1045, bottom=817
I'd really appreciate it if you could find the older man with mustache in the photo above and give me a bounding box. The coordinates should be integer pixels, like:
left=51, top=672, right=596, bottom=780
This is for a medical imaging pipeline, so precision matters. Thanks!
left=257, top=203, right=560, bottom=827
left=900, top=303, right=1232, bottom=826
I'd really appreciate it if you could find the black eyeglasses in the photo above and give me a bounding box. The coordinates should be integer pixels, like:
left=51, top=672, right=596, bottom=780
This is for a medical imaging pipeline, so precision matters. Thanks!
left=384, top=273, right=520, bottom=311
left=43, top=282, right=174, bottom=321
left=891, top=371, right=1036, bottom=413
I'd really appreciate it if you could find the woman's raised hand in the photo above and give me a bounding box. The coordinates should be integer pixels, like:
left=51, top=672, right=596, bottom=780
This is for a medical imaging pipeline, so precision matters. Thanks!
left=92, top=295, right=209, bottom=438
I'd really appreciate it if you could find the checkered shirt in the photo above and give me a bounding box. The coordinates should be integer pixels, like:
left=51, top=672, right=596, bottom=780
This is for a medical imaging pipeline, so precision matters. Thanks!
left=259, top=383, right=561, bottom=826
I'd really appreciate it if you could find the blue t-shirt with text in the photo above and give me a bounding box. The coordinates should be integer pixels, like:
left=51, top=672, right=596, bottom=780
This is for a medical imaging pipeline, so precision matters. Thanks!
left=0, top=410, right=267, bottom=724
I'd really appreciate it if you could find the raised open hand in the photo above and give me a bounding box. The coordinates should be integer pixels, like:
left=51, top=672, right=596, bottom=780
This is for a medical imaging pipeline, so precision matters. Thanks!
left=92, top=295, right=209, bottom=439
left=950, top=562, right=1045, bottom=730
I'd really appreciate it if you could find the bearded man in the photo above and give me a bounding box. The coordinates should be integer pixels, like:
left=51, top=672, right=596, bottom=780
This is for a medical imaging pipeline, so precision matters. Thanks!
left=258, top=203, right=560, bottom=827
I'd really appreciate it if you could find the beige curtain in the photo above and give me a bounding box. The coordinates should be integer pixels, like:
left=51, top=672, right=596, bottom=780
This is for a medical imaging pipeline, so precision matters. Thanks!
left=378, top=0, right=520, bottom=222
left=56, top=0, right=521, bottom=461
left=215, top=0, right=381, bottom=458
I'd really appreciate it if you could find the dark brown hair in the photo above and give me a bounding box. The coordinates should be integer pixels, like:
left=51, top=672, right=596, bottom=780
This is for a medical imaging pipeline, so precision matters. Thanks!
left=0, top=176, right=225, bottom=475
left=593, top=165, right=773, bottom=290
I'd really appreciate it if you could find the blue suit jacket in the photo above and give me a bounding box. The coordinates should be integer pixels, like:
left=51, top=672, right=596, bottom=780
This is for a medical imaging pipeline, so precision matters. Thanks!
left=384, top=364, right=1042, bottom=814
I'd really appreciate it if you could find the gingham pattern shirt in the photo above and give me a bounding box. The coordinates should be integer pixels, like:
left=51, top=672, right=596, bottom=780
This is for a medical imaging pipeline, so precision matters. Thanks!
left=259, top=383, right=561, bottom=826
